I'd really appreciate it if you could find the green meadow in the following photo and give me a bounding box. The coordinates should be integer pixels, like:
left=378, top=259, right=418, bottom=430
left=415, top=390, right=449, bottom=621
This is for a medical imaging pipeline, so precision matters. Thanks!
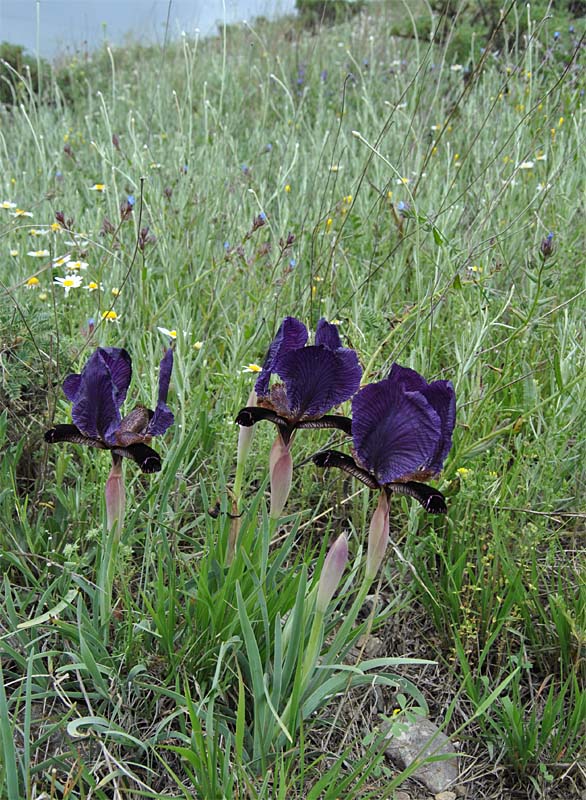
left=1, top=3, right=585, bottom=797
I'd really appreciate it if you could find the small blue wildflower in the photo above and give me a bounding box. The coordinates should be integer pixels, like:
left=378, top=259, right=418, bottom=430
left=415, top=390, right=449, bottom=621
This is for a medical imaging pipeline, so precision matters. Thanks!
left=55, top=170, right=63, bottom=181
left=320, top=69, right=328, bottom=81
left=265, top=143, right=273, bottom=152
left=127, top=194, right=135, bottom=206
left=554, top=31, right=560, bottom=40
left=224, top=241, right=230, bottom=250
left=289, top=258, right=297, bottom=269
left=569, top=25, right=575, bottom=34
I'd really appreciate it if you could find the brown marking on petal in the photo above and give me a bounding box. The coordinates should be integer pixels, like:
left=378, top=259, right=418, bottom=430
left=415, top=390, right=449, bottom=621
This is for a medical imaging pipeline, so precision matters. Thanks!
left=115, top=430, right=151, bottom=447
left=266, top=383, right=293, bottom=419
left=390, top=467, right=437, bottom=483
left=118, top=405, right=152, bottom=435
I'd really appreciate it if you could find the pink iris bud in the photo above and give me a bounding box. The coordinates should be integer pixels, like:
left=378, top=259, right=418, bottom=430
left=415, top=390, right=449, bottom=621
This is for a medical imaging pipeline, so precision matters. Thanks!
left=269, top=434, right=293, bottom=519
left=237, top=389, right=257, bottom=467
left=366, top=491, right=390, bottom=580
left=316, top=533, right=348, bottom=613
left=105, top=456, right=126, bottom=532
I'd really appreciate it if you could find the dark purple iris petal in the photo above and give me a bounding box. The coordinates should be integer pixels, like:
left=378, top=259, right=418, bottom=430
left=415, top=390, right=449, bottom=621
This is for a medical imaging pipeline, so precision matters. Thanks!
left=63, top=374, right=81, bottom=401
left=419, top=380, right=455, bottom=472
left=315, top=318, right=343, bottom=350
left=255, top=317, right=308, bottom=397
left=352, top=377, right=442, bottom=484
left=388, top=363, right=456, bottom=473
left=275, top=345, right=361, bottom=419
left=71, top=350, right=121, bottom=443
left=147, top=348, right=175, bottom=436
left=388, top=363, right=427, bottom=393
left=99, top=347, right=132, bottom=408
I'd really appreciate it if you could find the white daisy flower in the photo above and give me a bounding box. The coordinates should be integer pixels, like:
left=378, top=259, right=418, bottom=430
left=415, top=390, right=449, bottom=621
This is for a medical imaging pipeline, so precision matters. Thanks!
left=54, top=274, right=83, bottom=295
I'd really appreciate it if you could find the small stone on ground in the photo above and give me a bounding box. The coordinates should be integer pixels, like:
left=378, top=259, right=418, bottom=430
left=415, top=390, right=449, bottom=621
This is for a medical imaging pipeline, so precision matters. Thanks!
left=384, top=716, right=459, bottom=793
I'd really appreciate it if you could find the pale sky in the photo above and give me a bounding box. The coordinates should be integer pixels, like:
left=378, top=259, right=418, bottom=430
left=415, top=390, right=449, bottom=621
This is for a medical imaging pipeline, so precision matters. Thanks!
left=0, top=0, right=295, bottom=58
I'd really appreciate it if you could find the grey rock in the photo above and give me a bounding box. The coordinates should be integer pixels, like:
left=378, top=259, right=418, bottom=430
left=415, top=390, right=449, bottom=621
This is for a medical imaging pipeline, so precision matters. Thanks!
left=384, top=716, right=459, bottom=793
left=435, top=792, right=456, bottom=800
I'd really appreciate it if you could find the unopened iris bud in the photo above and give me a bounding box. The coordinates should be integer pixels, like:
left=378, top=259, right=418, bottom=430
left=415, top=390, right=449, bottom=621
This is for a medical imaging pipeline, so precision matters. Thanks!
left=366, top=491, right=390, bottom=580
left=269, top=434, right=293, bottom=519
left=237, top=389, right=257, bottom=467
left=540, top=232, right=554, bottom=259
left=105, top=456, right=126, bottom=532
left=316, top=532, right=348, bottom=613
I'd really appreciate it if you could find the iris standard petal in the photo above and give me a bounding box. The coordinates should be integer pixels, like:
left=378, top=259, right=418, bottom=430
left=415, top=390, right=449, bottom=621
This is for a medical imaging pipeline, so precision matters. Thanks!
left=71, top=350, right=121, bottom=442
left=388, top=363, right=456, bottom=474
left=255, top=316, right=308, bottom=397
left=314, top=318, right=343, bottom=350
left=62, top=373, right=81, bottom=401
left=352, top=377, right=442, bottom=484
left=419, top=380, right=456, bottom=472
left=147, top=348, right=174, bottom=436
left=99, top=347, right=132, bottom=407
left=388, top=363, right=428, bottom=392
left=275, top=344, right=362, bottom=419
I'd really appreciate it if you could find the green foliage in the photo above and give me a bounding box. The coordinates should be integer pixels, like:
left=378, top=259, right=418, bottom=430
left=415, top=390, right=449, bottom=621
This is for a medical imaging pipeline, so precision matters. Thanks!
left=390, top=0, right=585, bottom=63
left=0, top=42, right=50, bottom=106
left=296, top=0, right=365, bottom=28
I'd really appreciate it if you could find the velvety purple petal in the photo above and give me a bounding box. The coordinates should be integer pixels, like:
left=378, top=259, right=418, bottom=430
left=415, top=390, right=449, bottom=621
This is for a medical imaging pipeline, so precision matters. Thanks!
left=62, top=374, right=81, bottom=401
left=389, top=364, right=456, bottom=472
left=274, top=345, right=361, bottom=419
left=99, top=347, right=132, bottom=408
left=255, top=317, right=308, bottom=397
left=352, top=377, right=441, bottom=484
left=147, top=349, right=174, bottom=436
left=315, top=318, right=342, bottom=350
left=71, top=350, right=120, bottom=442
left=421, top=380, right=456, bottom=472
left=388, top=363, right=428, bottom=393
left=388, top=364, right=456, bottom=473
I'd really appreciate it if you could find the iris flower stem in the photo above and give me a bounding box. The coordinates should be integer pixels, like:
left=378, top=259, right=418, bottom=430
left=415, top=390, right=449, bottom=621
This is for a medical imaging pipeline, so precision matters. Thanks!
left=97, top=515, right=122, bottom=638
left=280, top=603, right=325, bottom=736
left=279, top=575, right=374, bottom=738
left=232, top=457, right=246, bottom=507
left=226, top=459, right=247, bottom=565
left=268, top=515, right=282, bottom=545
left=321, top=574, right=373, bottom=665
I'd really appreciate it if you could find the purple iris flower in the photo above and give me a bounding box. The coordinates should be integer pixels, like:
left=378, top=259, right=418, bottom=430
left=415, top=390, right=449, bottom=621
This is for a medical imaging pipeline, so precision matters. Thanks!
left=236, top=316, right=362, bottom=444
left=45, top=347, right=174, bottom=473
left=313, top=363, right=456, bottom=514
